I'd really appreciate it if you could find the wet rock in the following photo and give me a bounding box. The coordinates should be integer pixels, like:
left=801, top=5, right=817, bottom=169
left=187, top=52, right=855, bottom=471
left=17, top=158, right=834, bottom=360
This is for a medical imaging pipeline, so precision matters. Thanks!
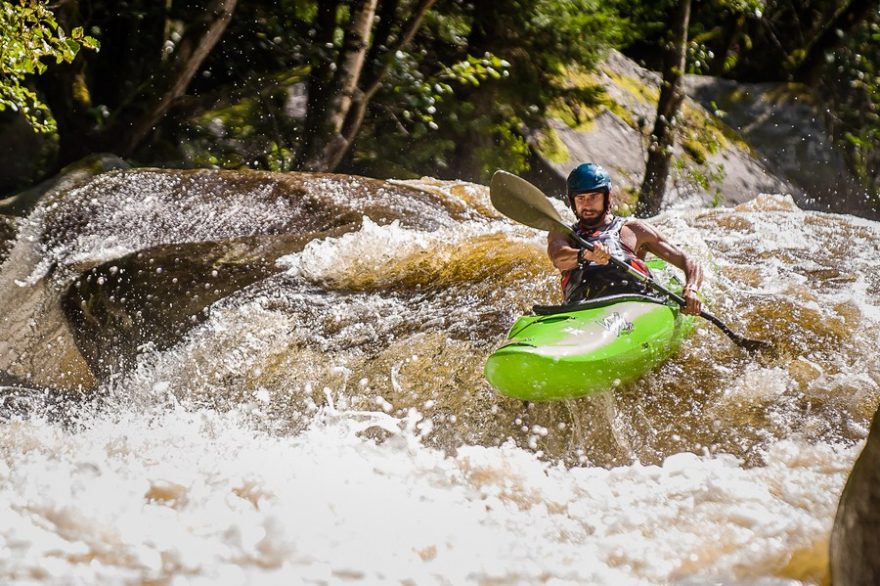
left=61, top=236, right=304, bottom=378
left=684, top=78, right=869, bottom=218
left=830, top=407, right=880, bottom=585
left=0, top=153, right=130, bottom=217
left=0, top=242, right=98, bottom=390
left=0, top=168, right=457, bottom=391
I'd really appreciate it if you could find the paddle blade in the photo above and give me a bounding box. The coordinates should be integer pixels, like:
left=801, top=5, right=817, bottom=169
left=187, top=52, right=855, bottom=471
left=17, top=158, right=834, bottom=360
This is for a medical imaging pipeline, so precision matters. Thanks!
left=733, top=335, right=774, bottom=353
left=700, top=309, right=772, bottom=353
left=490, top=170, right=571, bottom=235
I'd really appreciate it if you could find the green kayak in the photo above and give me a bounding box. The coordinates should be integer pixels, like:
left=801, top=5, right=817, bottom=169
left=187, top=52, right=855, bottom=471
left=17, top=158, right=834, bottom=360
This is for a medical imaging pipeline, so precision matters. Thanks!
left=485, top=271, right=694, bottom=401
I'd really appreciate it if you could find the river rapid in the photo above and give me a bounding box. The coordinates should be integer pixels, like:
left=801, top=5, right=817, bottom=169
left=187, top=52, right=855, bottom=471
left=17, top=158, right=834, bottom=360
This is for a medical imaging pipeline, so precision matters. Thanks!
left=0, top=170, right=878, bottom=585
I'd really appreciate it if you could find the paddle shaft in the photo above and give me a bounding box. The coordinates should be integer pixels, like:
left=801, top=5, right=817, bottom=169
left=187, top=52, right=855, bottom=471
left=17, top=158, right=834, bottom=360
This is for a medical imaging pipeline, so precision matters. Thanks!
left=557, top=221, right=766, bottom=350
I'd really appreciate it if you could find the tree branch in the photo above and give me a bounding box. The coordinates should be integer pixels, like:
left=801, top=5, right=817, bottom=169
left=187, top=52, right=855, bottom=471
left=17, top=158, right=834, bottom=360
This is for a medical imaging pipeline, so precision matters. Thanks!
left=98, top=0, right=238, bottom=156
left=792, top=0, right=876, bottom=85
left=340, top=0, right=437, bottom=148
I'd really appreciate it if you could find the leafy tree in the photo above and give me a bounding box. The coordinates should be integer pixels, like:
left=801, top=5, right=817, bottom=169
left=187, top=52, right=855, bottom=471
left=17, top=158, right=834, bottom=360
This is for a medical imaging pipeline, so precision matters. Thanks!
left=790, top=0, right=878, bottom=85
left=373, top=0, right=632, bottom=182
left=0, top=0, right=98, bottom=133
left=5, top=0, right=629, bottom=184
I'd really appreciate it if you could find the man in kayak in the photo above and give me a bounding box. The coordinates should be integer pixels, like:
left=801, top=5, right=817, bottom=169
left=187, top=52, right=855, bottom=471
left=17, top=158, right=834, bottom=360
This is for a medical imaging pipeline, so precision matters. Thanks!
left=547, top=162, right=703, bottom=315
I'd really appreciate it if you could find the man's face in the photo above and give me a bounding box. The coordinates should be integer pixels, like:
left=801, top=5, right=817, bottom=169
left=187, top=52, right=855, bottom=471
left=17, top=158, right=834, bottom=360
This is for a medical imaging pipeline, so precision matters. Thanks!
left=572, top=190, right=606, bottom=222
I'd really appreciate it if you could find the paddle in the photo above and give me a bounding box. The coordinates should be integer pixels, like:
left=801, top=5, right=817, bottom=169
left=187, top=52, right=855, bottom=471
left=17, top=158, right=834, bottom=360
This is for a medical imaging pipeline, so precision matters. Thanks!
left=489, top=170, right=771, bottom=352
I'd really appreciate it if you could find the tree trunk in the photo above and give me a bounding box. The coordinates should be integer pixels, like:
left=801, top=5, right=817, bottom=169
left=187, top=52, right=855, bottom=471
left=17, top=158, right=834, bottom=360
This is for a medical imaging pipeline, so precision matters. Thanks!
left=297, top=0, right=436, bottom=172
left=637, top=0, right=691, bottom=217
left=337, top=0, right=436, bottom=164
left=792, top=0, right=877, bottom=86
left=299, top=0, right=379, bottom=171
left=97, top=0, right=237, bottom=156
left=445, top=0, right=504, bottom=181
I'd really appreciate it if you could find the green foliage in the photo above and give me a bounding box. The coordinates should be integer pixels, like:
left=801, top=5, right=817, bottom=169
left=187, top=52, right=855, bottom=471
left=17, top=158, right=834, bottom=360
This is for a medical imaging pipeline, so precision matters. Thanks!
left=363, top=0, right=633, bottom=179
left=527, top=0, right=634, bottom=70
left=672, top=156, right=726, bottom=202
left=350, top=49, right=518, bottom=178
left=165, top=68, right=309, bottom=171
left=0, top=1, right=98, bottom=133
left=444, top=53, right=510, bottom=87
left=321, top=0, right=631, bottom=179
left=473, top=119, right=532, bottom=182
left=381, top=51, right=510, bottom=136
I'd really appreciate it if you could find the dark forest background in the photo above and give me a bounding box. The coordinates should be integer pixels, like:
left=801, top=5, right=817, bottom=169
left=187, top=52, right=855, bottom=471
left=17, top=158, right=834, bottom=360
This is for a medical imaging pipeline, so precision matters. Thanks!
left=2, top=0, right=878, bottom=214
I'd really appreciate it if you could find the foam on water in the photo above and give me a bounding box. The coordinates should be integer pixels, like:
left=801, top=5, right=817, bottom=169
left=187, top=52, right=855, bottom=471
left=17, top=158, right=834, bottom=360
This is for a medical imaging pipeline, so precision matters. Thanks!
left=277, top=215, right=547, bottom=295
left=0, top=402, right=856, bottom=585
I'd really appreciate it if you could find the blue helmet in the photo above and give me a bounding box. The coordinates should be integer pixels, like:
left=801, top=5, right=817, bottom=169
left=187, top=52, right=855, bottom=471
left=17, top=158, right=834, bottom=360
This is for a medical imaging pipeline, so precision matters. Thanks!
left=566, top=163, right=612, bottom=212
left=567, top=163, right=612, bottom=195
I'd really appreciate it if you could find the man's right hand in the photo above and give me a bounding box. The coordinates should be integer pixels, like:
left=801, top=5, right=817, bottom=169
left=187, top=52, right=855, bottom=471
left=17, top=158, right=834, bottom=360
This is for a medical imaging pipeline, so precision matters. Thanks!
left=582, top=242, right=611, bottom=265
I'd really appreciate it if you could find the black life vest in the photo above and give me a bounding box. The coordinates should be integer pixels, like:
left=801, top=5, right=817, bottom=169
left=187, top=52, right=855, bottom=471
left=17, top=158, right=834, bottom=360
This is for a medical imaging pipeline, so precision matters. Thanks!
left=561, top=216, right=652, bottom=303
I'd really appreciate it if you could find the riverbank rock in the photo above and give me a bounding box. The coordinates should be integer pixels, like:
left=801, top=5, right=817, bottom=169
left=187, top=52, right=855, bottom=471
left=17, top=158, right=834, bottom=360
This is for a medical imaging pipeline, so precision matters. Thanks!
left=684, top=78, right=870, bottom=218
left=529, top=49, right=863, bottom=216
left=830, top=407, right=880, bottom=585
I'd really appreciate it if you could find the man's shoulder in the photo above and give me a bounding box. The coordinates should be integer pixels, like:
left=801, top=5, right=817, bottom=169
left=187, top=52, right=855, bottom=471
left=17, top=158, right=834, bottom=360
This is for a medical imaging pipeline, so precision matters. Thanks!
left=620, top=218, right=660, bottom=241
left=620, top=217, right=653, bottom=232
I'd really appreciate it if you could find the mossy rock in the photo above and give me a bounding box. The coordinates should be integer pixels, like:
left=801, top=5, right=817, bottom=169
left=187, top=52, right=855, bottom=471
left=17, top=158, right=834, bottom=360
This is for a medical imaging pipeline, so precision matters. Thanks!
left=682, top=138, right=709, bottom=165
left=534, top=126, right=570, bottom=164
left=601, top=66, right=659, bottom=105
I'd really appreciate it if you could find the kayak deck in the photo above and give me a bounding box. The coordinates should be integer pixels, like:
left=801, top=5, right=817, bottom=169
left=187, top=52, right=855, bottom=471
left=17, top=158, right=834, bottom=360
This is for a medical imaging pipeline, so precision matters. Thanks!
left=484, top=293, right=694, bottom=401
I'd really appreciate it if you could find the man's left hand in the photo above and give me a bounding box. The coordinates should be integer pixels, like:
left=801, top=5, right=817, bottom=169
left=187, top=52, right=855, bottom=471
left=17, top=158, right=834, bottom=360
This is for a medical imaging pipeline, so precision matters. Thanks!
left=682, top=288, right=702, bottom=316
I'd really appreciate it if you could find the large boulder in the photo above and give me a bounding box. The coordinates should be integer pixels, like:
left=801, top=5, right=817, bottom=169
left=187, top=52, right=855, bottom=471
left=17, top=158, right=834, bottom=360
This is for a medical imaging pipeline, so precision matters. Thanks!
left=0, top=168, right=459, bottom=391
left=684, top=78, right=869, bottom=218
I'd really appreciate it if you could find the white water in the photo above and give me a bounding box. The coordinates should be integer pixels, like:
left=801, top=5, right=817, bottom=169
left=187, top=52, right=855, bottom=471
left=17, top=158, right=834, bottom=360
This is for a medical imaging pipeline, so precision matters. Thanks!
left=0, top=401, right=855, bottom=585
left=1, top=174, right=879, bottom=584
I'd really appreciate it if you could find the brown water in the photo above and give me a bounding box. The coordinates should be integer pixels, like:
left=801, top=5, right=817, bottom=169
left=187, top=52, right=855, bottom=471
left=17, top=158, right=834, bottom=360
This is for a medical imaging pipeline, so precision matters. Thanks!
left=0, top=171, right=877, bottom=584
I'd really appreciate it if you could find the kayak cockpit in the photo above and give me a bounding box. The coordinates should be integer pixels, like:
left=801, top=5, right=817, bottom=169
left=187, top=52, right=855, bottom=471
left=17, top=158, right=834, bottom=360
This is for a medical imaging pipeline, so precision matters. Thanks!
left=532, top=293, right=671, bottom=316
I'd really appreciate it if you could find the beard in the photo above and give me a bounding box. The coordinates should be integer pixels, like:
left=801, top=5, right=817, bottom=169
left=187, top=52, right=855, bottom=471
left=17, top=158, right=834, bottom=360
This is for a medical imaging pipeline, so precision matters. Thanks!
left=577, top=208, right=606, bottom=226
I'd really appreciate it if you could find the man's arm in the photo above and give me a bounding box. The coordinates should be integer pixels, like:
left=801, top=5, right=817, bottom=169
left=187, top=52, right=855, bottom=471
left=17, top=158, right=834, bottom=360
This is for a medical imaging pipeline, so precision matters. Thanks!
left=627, top=220, right=703, bottom=315
left=547, top=232, right=610, bottom=271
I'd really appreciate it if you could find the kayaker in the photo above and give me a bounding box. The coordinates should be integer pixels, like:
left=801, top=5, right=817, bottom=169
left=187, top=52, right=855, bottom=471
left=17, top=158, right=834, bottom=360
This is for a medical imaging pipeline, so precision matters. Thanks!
left=547, top=162, right=703, bottom=315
